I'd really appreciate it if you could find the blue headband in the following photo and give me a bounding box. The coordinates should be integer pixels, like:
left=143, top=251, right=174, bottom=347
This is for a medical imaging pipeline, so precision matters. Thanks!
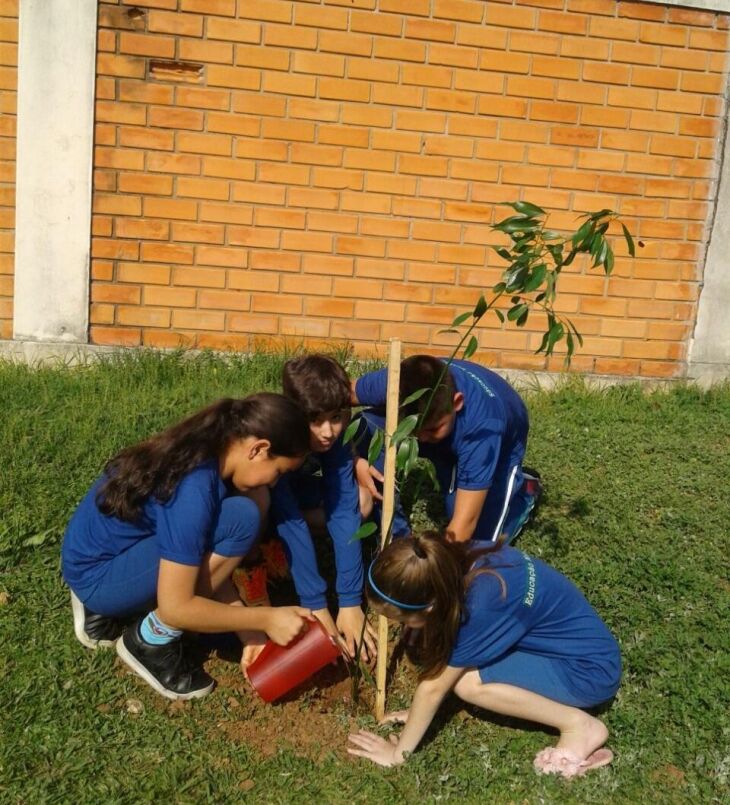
left=367, top=561, right=430, bottom=611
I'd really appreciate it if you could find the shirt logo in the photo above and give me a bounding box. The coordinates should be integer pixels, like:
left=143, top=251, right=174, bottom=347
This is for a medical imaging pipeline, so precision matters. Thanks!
left=523, top=554, right=536, bottom=607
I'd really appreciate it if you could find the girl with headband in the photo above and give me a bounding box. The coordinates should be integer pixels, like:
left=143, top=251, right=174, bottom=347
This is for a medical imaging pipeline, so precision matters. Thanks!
left=348, top=535, right=621, bottom=779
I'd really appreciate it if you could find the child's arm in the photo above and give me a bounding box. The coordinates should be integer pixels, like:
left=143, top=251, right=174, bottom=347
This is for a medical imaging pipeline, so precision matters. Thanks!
left=445, top=488, right=489, bottom=543
left=348, top=665, right=465, bottom=766
left=156, top=559, right=313, bottom=644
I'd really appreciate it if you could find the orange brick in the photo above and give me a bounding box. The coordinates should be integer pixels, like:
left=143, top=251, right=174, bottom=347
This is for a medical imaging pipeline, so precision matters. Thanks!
left=92, top=218, right=113, bottom=238
left=281, top=275, right=329, bottom=296
left=583, top=63, right=631, bottom=85
left=144, top=286, right=196, bottom=308
left=118, top=173, right=173, bottom=196
left=207, top=19, right=261, bottom=44
left=433, top=0, right=484, bottom=23
left=391, top=198, right=441, bottom=220
left=172, top=222, right=225, bottom=244
left=174, top=266, right=226, bottom=288
left=119, top=32, right=174, bottom=59
left=203, top=156, right=255, bottom=182
left=290, top=143, right=343, bottom=166
left=207, top=65, right=261, bottom=91
left=172, top=308, right=225, bottom=330
left=93, top=193, right=142, bottom=217
left=308, top=210, right=358, bottom=233
left=399, top=154, right=448, bottom=177
left=251, top=293, right=302, bottom=315
left=421, top=178, right=469, bottom=200
left=351, top=9, right=403, bottom=36
left=249, top=252, right=300, bottom=272
left=507, top=76, right=555, bottom=100
left=289, top=98, right=340, bottom=122
left=531, top=101, right=578, bottom=124
left=264, top=22, right=315, bottom=50
left=660, top=47, right=708, bottom=72
left=232, top=182, right=286, bottom=206
left=302, top=254, right=353, bottom=276
left=281, top=230, right=333, bottom=252
left=601, top=131, right=650, bottom=152
left=142, top=243, right=194, bottom=264
left=236, top=44, right=290, bottom=71
left=293, top=51, right=344, bottom=77
left=412, top=220, right=460, bottom=242
left=258, top=163, right=311, bottom=186
left=539, top=10, right=589, bottom=34
left=148, top=10, right=203, bottom=36
left=146, top=107, right=203, bottom=131
left=650, top=135, right=695, bottom=159
left=119, top=126, right=174, bottom=151
left=355, top=299, right=405, bottom=321
left=91, top=238, right=139, bottom=261
left=228, top=270, right=279, bottom=292
left=178, top=39, right=234, bottom=65
left=406, top=18, right=456, bottom=43
left=118, top=80, right=173, bottom=106
left=198, top=289, right=251, bottom=311
left=357, top=258, right=406, bottom=280
left=457, top=24, right=508, bottom=50
left=372, top=37, right=425, bottom=62
left=176, top=87, right=231, bottom=111
left=90, top=303, right=115, bottom=325
left=91, top=326, right=141, bottom=347
left=228, top=226, right=280, bottom=249
left=560, top=36, right=609, bottom=61
left=177, top=132, right=232, bottom=156
left=681, top=72, right=725, bottom=94
left=263, top=71, right=315, bottom=97
left=145, top=153, right=200, bottom=177
left=177, top=176, right=230, bottom=201
left=227, top=313, right=278, bottom=335
left=117, top=262, right=171, bottom=285
left=180, top=0, right=235, bottom=14
left=320, top=77, right=370, bottom=102
left=144, top=197, right=198, bottom=220
left=95, top=101, right=145, bottom=126
left=116, top=219, right=170, bottom=240
left=97, top=53, right=146, bottom=79
left=485, top=4, right=536, bottom=28
left=306, top=298, right=355, bottom=318
left=92, top=283, right=141, bottom=305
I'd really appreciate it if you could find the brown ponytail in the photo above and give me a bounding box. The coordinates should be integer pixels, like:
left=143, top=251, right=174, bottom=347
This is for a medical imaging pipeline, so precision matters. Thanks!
left=368, top=534, right=505, bottom=679
left=98, top=392, right=309, bottom=522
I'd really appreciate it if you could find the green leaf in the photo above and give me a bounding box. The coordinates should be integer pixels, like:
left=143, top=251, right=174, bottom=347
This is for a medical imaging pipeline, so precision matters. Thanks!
left=493, top=247, right=512, bottom=261
left=492, top=282, right=506, bottom=294
left=342, top=417, right=360, bottom=446
left=350, top=521, right=378, bottom=543
left=494, top=309, right=505, bottom=323
left=451, top=311, right=472, bottom=327
left=535, top=329, right=551, bottom=355
left=516, top=307, right=529, bottom=327
left=463, top=335, right=478, bottom=359
left=401, top=387, right=429, bottom=407
left=507, top=303, right=528, bottom=322
left=621, top=223, right=635, bottom=257
left=367, top=428, right=384, bottom=466
left=473, top=295, right=487, bottom=318
left=566, top=330, right=575, bottom=357
left=513, top=200, right=546, bottom=217
left=392, top=414, right=419, bottom=444
left=572, top=219, right=593, bottom=248
left=604, top=245, right=615, bottom=274
left=524, top=264, right=547, bottom=292
left=497, top=217, right=541, bottom=234
left=22, top=529, right=54, bottom=549
left=546, top=322, right=565, bottom=354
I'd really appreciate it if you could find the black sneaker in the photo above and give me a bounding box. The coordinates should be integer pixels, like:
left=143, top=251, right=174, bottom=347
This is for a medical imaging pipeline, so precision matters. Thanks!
left=70, top=590, right=123, bottom=649
left=116, top=620, right=215, bottom=701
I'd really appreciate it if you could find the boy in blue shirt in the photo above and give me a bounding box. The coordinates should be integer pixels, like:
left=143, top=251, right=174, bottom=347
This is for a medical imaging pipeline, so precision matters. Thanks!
left=272, top=355, right=376, bottom=658
left=352, top=355, right=541, bottom=544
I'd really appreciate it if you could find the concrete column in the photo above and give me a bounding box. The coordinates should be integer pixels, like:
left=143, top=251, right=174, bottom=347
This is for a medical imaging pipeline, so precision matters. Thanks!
left=688, top=100, right=730, bottom=383
left=13, top=0, right=98, bottom=342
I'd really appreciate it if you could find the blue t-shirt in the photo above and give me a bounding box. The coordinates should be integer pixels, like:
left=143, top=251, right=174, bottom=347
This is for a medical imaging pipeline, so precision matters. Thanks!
left=62, top=461, right=233, bottom=595
left=270, top=434, right=363, bottom=610
left=450, top=547, right=621, bottom=702
left=355, top=359, right=528, bottom=490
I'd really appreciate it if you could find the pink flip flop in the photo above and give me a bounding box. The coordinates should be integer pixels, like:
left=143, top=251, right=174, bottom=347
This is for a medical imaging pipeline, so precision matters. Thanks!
left=534, top=746, right=614, bottom=779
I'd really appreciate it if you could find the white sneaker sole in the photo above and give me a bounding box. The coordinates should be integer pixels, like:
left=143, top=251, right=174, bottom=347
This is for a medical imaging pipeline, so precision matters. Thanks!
left=115, top=635, right=215, bottom=702
left=70, top=590, right=116, bottom=650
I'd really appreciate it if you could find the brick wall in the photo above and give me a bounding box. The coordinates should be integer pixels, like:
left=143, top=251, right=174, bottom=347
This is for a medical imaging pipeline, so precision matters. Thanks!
left=66, top=1, right=730, bottom=374
left=0, top=0, right=16, bottom=340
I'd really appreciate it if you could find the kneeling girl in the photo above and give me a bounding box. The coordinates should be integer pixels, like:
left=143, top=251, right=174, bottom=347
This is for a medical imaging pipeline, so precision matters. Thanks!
left=349, top=535, right=621, bottom=778
left=61, top=393, right=314, bottom=701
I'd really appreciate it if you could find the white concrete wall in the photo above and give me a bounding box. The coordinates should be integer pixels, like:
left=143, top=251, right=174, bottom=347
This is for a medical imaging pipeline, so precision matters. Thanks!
left=13, top=0, right=98, bottom=342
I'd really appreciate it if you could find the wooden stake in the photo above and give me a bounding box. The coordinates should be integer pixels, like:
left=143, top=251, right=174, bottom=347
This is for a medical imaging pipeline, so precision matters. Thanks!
left=375, top=338, right=401, bottom=721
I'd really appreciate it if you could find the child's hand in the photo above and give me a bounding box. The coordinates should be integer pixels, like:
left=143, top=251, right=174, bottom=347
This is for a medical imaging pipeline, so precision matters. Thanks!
left=337, top=606, right=377, bottom=661
left=354, top=457, right=384, bottom=502
left=264, top=606, right=314, bottom=646
left=238, top=630, right=266, bottom=676
left=347, top=729, right=402, bottom=767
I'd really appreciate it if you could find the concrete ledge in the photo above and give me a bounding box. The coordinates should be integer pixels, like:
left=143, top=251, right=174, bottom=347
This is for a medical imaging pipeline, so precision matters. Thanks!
left=3, top=339, right=726, bottom=389
left=641, top=0, right=730, bottom=11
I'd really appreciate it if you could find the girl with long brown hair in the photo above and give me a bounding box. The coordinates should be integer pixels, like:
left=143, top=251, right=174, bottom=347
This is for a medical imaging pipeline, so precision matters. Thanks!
left=348, top=535, right=621, bottom=779
left=62, top=393, right=314, bottom=701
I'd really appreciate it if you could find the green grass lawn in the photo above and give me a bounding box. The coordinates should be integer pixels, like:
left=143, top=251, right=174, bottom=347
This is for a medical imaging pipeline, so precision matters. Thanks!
left=1, top=350, right=728, bottom=804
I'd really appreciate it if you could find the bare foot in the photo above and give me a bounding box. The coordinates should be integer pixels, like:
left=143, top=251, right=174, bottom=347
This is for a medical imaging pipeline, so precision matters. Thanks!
left=556, top=711, right=609, bottom=761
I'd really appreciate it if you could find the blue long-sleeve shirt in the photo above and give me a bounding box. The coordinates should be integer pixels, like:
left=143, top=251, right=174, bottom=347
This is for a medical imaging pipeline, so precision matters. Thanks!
left=270, top=435, right=363, bottom=611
